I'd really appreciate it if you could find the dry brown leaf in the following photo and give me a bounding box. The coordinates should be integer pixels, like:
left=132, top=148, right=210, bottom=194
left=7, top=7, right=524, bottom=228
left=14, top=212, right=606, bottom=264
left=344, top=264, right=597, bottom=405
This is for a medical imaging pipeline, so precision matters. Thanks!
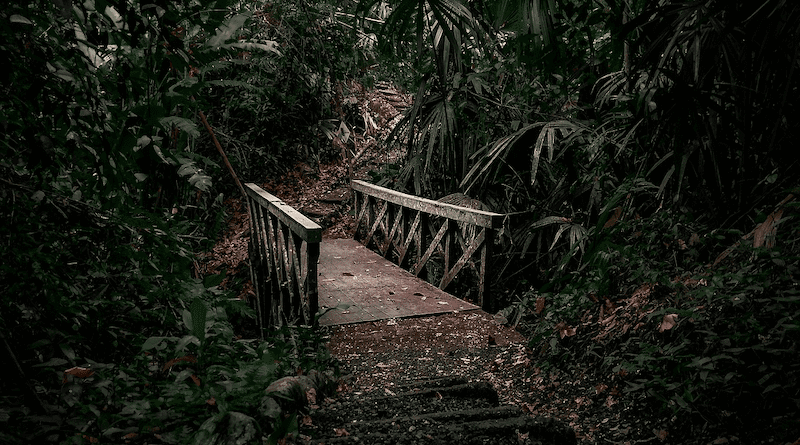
left=63, top=366, right=95, bottom=382
left=162, top=355, right=197, bottom=372
left=560, top=325, right=576, bottom=339
left=535, top=296, right=545, bottom=315
left=754, top=208, right=783, bottom=248
left=659, top=314, right=679, bottom=333
left=604, top=206, right=622, bottom=229
left=333, top=428, right=349, bottom=437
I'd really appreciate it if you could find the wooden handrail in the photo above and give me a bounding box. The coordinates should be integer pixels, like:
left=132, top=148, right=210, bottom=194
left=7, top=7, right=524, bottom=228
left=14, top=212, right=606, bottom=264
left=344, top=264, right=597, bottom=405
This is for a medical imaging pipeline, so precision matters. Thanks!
left=246, top=184, right=322, bottom=243
left=351, top=180, right=504, bottom=310
left=351, top=180, right=503, bottom=229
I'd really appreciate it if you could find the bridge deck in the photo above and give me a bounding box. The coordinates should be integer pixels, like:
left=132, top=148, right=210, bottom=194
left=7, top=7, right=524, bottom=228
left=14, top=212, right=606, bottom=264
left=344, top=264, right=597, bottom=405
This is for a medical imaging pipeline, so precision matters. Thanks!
left=317, top=239, right=480, bottom=326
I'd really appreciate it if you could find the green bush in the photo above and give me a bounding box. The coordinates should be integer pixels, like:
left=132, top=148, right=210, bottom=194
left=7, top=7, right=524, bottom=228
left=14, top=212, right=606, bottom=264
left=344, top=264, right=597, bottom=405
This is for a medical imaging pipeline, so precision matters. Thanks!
left=517, top=199, right=800, bottom=441
left=0, top=1, right=339, bottom=442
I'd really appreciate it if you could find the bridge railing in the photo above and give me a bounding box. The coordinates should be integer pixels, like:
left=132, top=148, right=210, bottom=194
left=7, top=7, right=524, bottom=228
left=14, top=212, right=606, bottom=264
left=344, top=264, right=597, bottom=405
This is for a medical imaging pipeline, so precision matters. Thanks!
left=352, top=180, right=504, bottom=310
left=245, top=183, right=321, bottom=335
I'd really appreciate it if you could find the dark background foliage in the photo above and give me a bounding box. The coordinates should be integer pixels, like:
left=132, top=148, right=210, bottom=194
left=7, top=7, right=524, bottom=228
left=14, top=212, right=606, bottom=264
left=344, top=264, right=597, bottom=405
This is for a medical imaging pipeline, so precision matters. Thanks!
left=2, top=0, right=799, bottom=442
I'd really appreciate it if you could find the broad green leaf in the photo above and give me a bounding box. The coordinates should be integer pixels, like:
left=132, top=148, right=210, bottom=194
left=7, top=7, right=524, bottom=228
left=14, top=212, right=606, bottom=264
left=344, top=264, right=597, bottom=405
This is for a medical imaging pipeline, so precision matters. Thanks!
left=529, top=215, right=569, bottom=230
left=142, top=337, right=167, bottom=351
left=178, top=161, right=198, bottom=177
left=207, top=13, right=250, bottom=48
left=10, top=15, right=33, bottom=25
left=188, top=172, right=212, bottom=192
left=159, top=116, right=200, bottom=138
left=176, top=334, right=200, bottom=352
left=136, top=135, right=151, bottom=151
left=230, top=41, right=282, bottom=56
left=203, top=270, right=226, bottom=289
left=190, top=297, right=207, bottom=342
left=33, top=358, right=68, bottom=368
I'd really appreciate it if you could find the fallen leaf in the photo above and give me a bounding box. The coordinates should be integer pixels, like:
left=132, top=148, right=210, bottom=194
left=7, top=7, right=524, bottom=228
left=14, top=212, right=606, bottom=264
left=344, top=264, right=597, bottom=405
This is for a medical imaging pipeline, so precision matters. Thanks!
left=63, top=366, right=95, bottom=383
left=334, top=428, right=349, bottom=437
left=206, top=397, right=216, bottom=406
left=604, top=206, right=622, bottom=228
left=535, top=296, right=545, bottom=314
left=655, top=429, right=668, bottom=441
left=301, top=415, right=313, bottom=426
left=161, top=355, right=197, bottom=372
left=659, top=314, right=679, bottom=332
left=557, top=323, right=576, bottom=339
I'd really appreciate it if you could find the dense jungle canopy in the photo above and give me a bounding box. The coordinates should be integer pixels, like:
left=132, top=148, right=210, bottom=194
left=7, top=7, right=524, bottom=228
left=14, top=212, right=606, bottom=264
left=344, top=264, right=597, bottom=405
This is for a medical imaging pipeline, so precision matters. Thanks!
left=1, top=0, right=799, bottom=443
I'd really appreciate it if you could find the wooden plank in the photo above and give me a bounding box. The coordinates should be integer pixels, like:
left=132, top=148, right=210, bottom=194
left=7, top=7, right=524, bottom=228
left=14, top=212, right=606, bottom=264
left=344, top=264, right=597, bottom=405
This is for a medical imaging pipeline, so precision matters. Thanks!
left=439, top=228, right=486, bottom=290
left=266, top=214, right=283, bottom=328
left=245, top=183, right=322, bottom=242
left=397, top=210, right=421, bottom=266
left=365, top=200, right=388, bottom=249
left=354, top=192, right=370, bottom=239
left=277, top=225, right=295, bottom=325
left=352, top=180, right=503, bottom=229
left=247, top=197, right=265, bottom=338
left=305, top=240, right=320, bottom=325
left=385, top=204, right=403, bottom=257
left=480, top=229, right=493, bottom=310
left=413, top=220, right=449, bottom=276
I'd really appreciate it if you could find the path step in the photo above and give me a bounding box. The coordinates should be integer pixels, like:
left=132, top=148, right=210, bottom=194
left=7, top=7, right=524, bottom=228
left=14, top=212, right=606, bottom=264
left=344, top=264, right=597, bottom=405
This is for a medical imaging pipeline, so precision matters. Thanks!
left=304, top=378, right=576, bottom=445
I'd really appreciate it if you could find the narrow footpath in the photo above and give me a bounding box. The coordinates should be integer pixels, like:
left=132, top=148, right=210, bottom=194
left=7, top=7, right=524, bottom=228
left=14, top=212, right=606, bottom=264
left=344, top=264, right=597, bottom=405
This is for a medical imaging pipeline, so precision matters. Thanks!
left=306, top=311, right=577, bottom=444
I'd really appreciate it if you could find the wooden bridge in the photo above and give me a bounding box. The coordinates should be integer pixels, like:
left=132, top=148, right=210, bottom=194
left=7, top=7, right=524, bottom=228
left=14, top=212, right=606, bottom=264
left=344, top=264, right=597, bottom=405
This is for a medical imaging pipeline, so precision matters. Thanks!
left=244, top=180, right=504, bottom=334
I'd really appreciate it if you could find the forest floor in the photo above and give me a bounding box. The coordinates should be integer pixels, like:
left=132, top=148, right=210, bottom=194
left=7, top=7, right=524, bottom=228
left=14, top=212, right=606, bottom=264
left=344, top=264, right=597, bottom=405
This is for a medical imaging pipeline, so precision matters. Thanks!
left=198, top=83, right=794, bottom=445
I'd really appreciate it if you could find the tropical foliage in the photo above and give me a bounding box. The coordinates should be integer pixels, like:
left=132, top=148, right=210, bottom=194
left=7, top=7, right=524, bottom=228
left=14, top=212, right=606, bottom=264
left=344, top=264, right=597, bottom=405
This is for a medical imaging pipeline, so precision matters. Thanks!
left=359, top=0, right=800, bottom=287
left=1, top=0, right=343, bottom=442
left=358, top=0, right=800, bottom=441
left=3, top=0, right=799, bottom=441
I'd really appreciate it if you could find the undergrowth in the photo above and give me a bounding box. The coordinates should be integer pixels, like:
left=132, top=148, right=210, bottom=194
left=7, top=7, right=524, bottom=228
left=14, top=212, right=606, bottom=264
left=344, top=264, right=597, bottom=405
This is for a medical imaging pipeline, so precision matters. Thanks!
left=514, top=201, right=800, bottom=443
